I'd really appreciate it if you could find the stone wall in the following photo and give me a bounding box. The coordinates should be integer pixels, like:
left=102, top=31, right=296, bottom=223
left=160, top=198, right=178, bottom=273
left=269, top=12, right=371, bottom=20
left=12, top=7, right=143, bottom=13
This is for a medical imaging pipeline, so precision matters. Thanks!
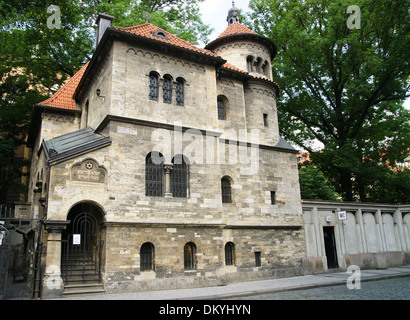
left=302, top=200, right=410, bottom=273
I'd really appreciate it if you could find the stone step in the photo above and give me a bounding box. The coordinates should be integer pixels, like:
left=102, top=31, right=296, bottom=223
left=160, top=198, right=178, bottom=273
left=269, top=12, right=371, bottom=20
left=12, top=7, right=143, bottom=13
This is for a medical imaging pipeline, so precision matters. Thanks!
left=63, top=283, right=105, bottom=297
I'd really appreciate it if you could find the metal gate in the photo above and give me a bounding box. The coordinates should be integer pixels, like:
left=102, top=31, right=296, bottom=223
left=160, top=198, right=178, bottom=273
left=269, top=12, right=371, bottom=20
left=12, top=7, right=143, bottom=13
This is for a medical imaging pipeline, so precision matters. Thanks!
left=62, top=212, right=103, bottom=283
left=0, top=224, right=10, bottom=299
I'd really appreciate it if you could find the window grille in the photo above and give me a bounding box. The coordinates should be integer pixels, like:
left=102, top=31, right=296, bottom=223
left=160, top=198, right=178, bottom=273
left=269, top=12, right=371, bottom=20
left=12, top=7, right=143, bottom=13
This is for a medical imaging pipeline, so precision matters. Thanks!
left=217, top=100, right=225, bottom=120
left=221, top=176, right=232, bottom=203
left=145, top=153, right=163, bottom=197
left=171, top=155, right=188, bottom=198
left=140, top=243, right=154, bottom=271
left=149, top=74, right=159, bottom=101
left=176, top=80, right=184, bottom=106
left=163, top=77, right=172, bottom=103
left=225, top=242, right=235, bottom=266
left=184, top=242, right=196, bottom=270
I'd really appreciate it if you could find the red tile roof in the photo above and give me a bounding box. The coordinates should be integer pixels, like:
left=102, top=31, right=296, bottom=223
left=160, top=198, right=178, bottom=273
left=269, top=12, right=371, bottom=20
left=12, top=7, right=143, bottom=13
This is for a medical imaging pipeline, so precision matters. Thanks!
left=38, top=62, right=88, bottom=110
left=38, top=23, right=279, bottom=112
left=217, top=23, right=257, bottom=39
left=114, top=23, right=220, bottom=58
left=221, top=62, right=247, bottom=74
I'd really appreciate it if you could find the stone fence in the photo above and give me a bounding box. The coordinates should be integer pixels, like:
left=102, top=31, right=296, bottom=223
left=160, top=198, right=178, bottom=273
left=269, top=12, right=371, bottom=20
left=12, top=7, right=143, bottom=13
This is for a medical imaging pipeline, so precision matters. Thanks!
left=301, top=200, right=410, bottom=273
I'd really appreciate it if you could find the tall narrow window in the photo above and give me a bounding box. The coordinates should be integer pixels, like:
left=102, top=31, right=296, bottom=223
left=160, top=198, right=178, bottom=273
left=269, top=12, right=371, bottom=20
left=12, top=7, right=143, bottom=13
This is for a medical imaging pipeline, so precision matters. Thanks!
left=145, top=152, right=164, bottom=197
left=270, top=191, right=276, bottom=205
left=225, top=242, right=235, bottom=266
left=176, top=78, right=184, bottom=106
left=149, top=73, right=159, bottom=101
left=171, top=155, right=188, bottom=198
left=184, top=242, right=197, bottom=270
left=163, top=76, right=172, bottom=104
left=221, top=176, right=232, bottom=203
left=140, top=242, right=155, bottom=271
left=247, top=56, right=253, bottom=72
left=255, top=251, right=261, bottom=267
left=217, top=99, right=225, bottom=120
left=263, top=113, right=268, bottom=127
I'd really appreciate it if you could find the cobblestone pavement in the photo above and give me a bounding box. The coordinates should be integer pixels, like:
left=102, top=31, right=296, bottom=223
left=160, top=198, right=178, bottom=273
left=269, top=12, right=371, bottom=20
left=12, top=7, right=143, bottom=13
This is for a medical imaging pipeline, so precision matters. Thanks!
left=226, top=276, right=410, bottom=300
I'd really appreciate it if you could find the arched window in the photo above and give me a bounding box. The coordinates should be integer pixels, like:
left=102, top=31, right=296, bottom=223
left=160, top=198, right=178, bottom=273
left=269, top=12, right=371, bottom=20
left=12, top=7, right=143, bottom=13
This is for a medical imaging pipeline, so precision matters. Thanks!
left=171, top=155, right=189, bottom=198
left=149, top=72, right=159, bottom=101
left=262, top=61, right=269, bottom=77
left=176, top=78, right=184, bottom=106
left=140, top=242, right=155, bottom=271
left=145, top=152, right=164, bottom=197
left=221, top=176, right=232, bottom=203
left=225, top=242, right=235, bottom=266
left=163, top=75, right=172, bottom=104
left=184, top=242, right=197, bottom=270
left=217, top=99, right=225, bottom=120
left=247, top=56, right=253, bottom=72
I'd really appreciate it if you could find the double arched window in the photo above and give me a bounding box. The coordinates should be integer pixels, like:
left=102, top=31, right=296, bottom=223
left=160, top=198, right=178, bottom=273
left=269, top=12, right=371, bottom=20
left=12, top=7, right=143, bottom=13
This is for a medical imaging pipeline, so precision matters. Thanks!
left=145, top=153, right=189, bottom=198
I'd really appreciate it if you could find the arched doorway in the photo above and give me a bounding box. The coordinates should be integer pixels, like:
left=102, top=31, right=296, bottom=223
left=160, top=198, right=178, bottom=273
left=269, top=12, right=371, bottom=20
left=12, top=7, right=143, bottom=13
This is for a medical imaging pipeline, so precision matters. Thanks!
left=62, top=202, right=105, bottom=284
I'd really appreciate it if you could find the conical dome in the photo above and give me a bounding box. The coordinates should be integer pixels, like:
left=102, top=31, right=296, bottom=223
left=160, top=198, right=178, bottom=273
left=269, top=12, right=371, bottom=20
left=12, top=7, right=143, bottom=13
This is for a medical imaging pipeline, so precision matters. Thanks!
left=227, top=1, right=240, bottom=25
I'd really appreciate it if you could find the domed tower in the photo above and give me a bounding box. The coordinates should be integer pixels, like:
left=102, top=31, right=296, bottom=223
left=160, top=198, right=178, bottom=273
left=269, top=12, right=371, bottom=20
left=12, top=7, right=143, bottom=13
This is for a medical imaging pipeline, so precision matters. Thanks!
left=205, top=3, right=280, bottom=146
left=206, top=2, right=277, bottom=80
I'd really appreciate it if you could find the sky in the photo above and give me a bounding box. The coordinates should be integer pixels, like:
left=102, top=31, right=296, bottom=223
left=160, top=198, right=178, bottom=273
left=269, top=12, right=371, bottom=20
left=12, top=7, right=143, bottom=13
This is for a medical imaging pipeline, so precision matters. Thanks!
left=198, top=0, right=409, bottom=110
left=199, top=0, right=251, bottom=45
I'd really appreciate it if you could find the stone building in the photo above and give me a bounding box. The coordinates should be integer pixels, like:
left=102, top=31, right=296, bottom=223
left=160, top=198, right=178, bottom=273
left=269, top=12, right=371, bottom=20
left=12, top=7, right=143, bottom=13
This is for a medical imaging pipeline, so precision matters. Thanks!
left=26, top=6, right=307, bottom=298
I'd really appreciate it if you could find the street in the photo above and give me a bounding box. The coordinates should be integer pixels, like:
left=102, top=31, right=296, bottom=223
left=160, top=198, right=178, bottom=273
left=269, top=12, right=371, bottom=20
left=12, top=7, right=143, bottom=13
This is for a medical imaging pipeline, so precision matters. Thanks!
left=225, top=276, right=410, bottom=300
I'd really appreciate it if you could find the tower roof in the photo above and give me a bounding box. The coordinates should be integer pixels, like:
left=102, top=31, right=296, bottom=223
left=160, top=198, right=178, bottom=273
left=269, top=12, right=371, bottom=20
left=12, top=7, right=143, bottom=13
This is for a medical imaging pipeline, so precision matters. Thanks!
left=205, top=22, right=277, bottom=60
left=227, top=1, right=240, bottom=25
left=205, top=2, right=276, bottom=59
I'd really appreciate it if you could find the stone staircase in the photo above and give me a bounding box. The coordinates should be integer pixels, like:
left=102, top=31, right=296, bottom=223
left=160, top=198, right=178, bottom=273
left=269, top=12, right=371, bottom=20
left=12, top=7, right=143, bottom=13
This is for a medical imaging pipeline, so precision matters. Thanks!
left=62, top=252, right=105, bottom=297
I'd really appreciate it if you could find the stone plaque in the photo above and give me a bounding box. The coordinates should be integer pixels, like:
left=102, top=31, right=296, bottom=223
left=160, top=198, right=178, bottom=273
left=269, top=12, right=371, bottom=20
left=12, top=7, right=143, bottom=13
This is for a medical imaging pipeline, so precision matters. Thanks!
left=71, top=159, right=106, bottom=183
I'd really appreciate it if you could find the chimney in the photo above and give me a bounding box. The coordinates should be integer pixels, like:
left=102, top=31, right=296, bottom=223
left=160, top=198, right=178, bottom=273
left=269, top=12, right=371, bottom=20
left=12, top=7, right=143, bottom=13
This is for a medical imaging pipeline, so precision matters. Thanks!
left=96, top=13, right=114, bottom=46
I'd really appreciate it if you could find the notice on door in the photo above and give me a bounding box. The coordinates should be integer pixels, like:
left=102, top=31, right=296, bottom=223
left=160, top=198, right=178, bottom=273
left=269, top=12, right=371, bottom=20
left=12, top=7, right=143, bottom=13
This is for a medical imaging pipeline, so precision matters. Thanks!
left=73, top=234, right=81, bottom=245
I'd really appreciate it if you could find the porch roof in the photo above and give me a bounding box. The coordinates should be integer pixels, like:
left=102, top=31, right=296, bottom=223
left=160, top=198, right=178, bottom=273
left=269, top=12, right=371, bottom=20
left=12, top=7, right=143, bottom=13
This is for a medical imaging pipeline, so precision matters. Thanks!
left=42, top=128, right=111, bottom=164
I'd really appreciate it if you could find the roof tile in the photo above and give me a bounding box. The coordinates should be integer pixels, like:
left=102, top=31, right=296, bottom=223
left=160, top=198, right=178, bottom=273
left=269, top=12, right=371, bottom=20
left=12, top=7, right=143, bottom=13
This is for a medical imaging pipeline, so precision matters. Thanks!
left=217, top=23, right=257, bottom=39
left=114, top=23, right=220, bottom=58
left=38, top=62, right=88, bottom=110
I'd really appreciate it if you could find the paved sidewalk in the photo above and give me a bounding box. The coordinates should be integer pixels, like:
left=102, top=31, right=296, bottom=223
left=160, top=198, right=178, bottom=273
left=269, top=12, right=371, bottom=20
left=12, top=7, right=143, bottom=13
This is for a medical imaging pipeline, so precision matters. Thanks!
left=55, top=264, right=410, bottom=300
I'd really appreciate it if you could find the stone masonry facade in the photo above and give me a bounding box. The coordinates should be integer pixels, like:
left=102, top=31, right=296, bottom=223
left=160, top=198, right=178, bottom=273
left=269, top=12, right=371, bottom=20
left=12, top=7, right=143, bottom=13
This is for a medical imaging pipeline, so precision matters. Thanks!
left=26, top=9, right=307, bottom=297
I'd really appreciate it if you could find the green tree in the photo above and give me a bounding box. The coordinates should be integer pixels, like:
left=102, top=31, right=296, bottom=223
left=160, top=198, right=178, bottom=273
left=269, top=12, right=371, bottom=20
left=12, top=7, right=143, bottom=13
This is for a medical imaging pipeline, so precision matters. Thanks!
left=248, top=0, right=410, bottom=202
left=0, top=0, right=212, bottom=202
left=298, top=163, right=341, bottom=201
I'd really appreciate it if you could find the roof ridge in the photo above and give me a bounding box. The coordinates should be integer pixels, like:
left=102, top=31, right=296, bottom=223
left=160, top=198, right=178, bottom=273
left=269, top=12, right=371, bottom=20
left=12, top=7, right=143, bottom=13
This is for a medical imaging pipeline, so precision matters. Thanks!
left=113, top=23, right=220, bottom=59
